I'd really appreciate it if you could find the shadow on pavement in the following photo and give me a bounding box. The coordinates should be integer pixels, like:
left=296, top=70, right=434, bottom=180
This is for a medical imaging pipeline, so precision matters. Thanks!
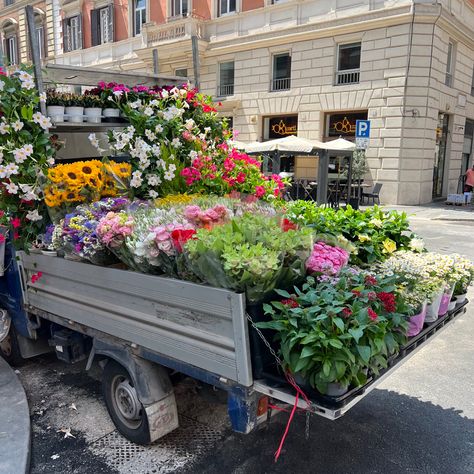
left=183, top=389, right=474, bottom=474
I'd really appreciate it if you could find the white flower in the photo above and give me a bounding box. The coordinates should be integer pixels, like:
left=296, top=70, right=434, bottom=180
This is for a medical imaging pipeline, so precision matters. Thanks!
left=114, top=141, right=126, bottom=151
left=18, top=71, right=32, bottom=82
left=0, top=80, right=4, bottom=92
left=144, top=107, right=154, bottom=117
left=23, top=144, right=33, bottom=156
left=164, top=170, right=175, bottom=181
left=39, top=115, right=52, bottom=129
left=155, top=124, right=163, bottom=134
left=145, top=129, right=156, bottom=141
left=185, top=119, right=195, bottom=131
left=47, top=157, right=55, bottom=166
left=171, top=137, right=182, bottom=148
left=0, top=122, right=10, bottom=134
left=169, top=154, right=175, bottom=161
left=138, top=157, right=151, bottom=170
left=147, top=174, right=162, bottom=186
left=149, top=190, right=158, bottom=199
left=113, top=90, right=124, bottom=97
left=20, top=184, right=38, bottom=201
left=26, top=209, right=43, bottom=221
left=130, top=100, right=141, bottom=109
left=149, top=99, right=160, bottom=107
left=204, top=127, right=211, bottom=134
left=370, top=218, right=383, bottom=228
left=130, top=170, right=143, bottom=188
left=4, top=163, right=19, bottom=176
left=189, top=150, right=198, bottom=160
left=151, top=144, right=161, bottom=157
left=88, top=133, right=100, bottom=149
left=0, top=167, right=6, bottom=178
left=39, top=92, right=47, bottom=102
left=168, top=163, right=177, bottom=173
left=4, top=181, right=18, bottom=194
left=13, top=148, right=27, bottom=163
left=409, top=238, right=425, bottom=253
left=108, top=96, right=114, bottom=102
left=12, top=120, right=24, bottom=132
left=157, top=159, right=166, bottom=169
left=161, top=90, right=169, bottom=99
left=32, top=112, right=43, bottom=124
left=21, top=80, right=35, bottom=90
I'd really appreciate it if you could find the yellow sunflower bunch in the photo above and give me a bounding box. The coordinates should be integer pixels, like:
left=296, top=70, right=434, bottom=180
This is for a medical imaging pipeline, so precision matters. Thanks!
left=102, top=162, right=132, bottom=198
left=154, top=194, right=200, bottom=207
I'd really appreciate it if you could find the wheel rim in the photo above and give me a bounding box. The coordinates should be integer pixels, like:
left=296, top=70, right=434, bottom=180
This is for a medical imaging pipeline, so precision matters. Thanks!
left=110, top=374, right=142, bottom=430
left=0, top=334, right=12, bottom=357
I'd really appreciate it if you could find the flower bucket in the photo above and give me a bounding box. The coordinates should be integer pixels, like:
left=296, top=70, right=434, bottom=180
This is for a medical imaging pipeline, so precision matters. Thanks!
left=448, top=298, right=456, bottom=311
left=425, top=289, right=443, bottom=323
left=455, top=293, right=467, bottom=304
left=438, top=284, right=455, bottom=316
left=0, top=226, right=7, bottom=277
left=84, top=107, right=102, bottom=124
left=407, top=301, right=427, bottom=337
left=65, top=106, right=84, bottom=123
left=103, top=108, right=120, bottom=122
left=47, top=105, right=65, bottom=123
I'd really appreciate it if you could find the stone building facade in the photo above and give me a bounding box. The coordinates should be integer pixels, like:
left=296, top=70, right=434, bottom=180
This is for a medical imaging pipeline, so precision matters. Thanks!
left=1, top=0, right=474, bottom=204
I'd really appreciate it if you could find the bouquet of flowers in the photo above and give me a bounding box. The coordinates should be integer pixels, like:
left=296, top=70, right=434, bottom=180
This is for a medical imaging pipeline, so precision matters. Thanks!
left=306, top=241, right=349, bottom=276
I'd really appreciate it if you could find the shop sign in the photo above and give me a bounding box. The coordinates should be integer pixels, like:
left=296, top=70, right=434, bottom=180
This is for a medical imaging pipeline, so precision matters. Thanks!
left=326, top=112, right=368, bottom=137
left=268, top=115, right=298, bottom=139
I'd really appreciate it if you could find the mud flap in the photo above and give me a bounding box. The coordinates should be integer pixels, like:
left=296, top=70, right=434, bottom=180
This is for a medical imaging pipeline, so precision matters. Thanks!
left=145, top=392, right=179, bottom=442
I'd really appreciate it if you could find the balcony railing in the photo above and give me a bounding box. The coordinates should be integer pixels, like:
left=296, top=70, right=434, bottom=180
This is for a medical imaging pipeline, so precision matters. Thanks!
left=217, top=84, right=234, bottom=96
left=335, top=69, right=360, bottom=85
left=145, top=16, right=204, bottom=47
left=271, top=77, right=291, bottom=91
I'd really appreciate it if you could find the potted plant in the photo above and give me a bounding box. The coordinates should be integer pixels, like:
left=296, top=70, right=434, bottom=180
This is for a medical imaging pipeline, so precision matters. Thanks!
left=258, top=268, right=408, bottom=396
left=452, top=256, right=474, bottom=304
left=83, top=94, right=103, bottom=123
left=64, top=93, right=84, bottom=123
left=46, top=89, right=66, bottom=123
left=40, top=224, right=57, bottom=256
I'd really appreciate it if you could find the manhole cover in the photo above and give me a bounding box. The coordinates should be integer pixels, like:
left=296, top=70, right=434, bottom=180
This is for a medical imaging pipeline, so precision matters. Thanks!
left=90, top=415, right=223, bottom=473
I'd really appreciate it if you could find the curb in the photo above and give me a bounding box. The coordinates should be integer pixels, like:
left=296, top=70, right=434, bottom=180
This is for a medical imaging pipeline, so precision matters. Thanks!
left=0, top=357, right=30, bottom=474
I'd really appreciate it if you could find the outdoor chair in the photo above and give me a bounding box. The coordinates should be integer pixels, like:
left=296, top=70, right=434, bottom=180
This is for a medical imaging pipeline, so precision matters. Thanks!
left=362, top=183, right=383, bottom=205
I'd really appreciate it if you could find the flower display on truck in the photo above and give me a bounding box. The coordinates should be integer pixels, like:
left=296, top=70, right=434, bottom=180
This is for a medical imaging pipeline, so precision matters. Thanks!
left=1, top=66, right=473, bottom=413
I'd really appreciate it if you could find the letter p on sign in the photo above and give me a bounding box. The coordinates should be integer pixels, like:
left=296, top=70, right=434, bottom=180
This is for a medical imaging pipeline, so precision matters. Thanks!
left=356, top=120, right=370, bottom=138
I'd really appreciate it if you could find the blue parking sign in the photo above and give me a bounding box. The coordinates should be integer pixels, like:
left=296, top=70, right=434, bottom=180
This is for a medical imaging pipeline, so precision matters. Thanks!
left=356, top=120, right=370, bottom=138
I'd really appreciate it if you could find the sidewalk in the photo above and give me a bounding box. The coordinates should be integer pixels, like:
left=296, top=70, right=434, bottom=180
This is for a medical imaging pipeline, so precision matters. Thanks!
left=0, top=357, right=30, bottom=474
left=371, top=201, right=474, bottom=222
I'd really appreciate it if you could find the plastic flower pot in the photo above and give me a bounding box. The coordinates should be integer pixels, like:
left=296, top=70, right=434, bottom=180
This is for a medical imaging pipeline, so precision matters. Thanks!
left=407, top=301, right=427, bottom=337
left=425, top=289, right=443, bottom=323
left=103, top=108, right=120, bottom=123
left=438, top=284, right=455, bottom=316
left=326, top=382, right=349, bottom=397
left=84, top=107, right=102, bottom=124
left=455, top=293, right=468, bottom=304
left=47, top=105, right=65, bottom=123
left=65, top=106, right=84, bottom=123
left=448, top=298, right=456, bottom=312
left=0, top=226, right=7, bottom=276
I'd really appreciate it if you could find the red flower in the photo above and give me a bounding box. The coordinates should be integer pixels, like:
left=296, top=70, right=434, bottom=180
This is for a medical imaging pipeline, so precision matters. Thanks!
left=281, top=298, right=299, bottom=308
left=10, top=217, right=21, bottom=229
left=342, top=307, right=352, bottom=318
left=365, top=275, right=377, bottom=286
left=377, top=292, right=396, bottom=313
left=13, top=231, right=20, bottom=240
left=352, top=290, right=361, bottom=297
left=31, top=271, right=43, bottom=284
left=171, top=229, right=197, bottom=252
left=367, top=308, right=378, bottom=321
left=0, top=210, right=4, bottom=218
left=0, top=234, right=5, bottom=244
left=281, top=218, right=298, bottom=232
left=255, top=185, right=266, bottom=198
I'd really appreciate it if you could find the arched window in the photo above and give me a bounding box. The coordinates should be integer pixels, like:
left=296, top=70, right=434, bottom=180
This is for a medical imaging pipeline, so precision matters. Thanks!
left=2, top=19, right=18, bottom=65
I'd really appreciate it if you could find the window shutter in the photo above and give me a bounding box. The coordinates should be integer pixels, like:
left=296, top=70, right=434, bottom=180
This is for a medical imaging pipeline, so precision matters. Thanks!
left=91, top=9, right=99, bottom=46
left=77, top=13, right=83, bottom=49
left=108, top=3, right=114, bottom=43
left=62, top=18, right=69, bottom=52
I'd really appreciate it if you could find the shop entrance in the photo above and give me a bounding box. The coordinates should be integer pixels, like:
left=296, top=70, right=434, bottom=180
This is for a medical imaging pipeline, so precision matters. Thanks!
left=433, top=113, right=449, bottom=198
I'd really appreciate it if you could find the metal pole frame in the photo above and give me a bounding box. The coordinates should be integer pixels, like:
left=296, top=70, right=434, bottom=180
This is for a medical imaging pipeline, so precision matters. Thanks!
left=191, top=35, right=200, bottom=90
left=317, top=150, right=329, bottom=205
left=25, top=5, right=47, bottom=115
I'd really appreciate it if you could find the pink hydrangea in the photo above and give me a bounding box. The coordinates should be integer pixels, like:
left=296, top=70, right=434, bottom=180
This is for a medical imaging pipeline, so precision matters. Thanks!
left=306, top=241, right=349, bottom=276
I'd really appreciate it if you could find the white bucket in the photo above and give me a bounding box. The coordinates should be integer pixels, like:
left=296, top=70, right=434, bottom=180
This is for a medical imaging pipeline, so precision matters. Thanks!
left=84, top=107, right=103, bottom=123
left=47, top=105, right=65, bottom=123
left=425, top=289, right=444, bottom=323
left=65, top=106, right=84, bottom=123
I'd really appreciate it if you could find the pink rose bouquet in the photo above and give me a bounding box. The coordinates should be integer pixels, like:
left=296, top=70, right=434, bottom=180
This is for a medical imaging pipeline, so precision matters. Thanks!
left=306, top=241, right=349, bottom=276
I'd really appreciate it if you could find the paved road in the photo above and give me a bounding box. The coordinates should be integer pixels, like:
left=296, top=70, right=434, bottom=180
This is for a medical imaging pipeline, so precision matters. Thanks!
left=20, top=215, right=474, bottom=474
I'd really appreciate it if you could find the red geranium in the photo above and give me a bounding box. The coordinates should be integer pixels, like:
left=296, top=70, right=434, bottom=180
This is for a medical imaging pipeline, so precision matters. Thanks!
left=365, top=275, right=377, bottom=286
left=171, top=229, right=197, bottom=253
left=352, top=290, right=361, bottom=297
left=281, top=298, right=299, bottom=308
left=281, top=218, right=297, bottom=232
left=342, top=307, right=353, bottom=318
left=377, top=292, right=396, bottom=313
left=367, top=308, right=378, bottom=321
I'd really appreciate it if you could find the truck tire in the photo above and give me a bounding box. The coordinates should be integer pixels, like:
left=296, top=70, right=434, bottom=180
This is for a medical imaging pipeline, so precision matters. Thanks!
left=102, top=360, right=151, bottom=444
left=0, top=325, right=25, bottom=367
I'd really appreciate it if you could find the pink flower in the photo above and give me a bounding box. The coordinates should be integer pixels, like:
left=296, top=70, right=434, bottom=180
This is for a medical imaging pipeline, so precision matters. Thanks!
left=306, top=242, right=349, bottom=276
left=255, top=186, right=266, bottom=198
left=11, top=217, right=21, bottom=229
left=368, top=308, right=378, bottom=321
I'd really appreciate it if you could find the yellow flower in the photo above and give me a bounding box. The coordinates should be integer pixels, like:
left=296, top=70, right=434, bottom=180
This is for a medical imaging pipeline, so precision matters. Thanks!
left=370, top=218, right=383, bottom=228
left=382, top=238, right=397, bottom=254
left=358, top=233, right=371, bottom=242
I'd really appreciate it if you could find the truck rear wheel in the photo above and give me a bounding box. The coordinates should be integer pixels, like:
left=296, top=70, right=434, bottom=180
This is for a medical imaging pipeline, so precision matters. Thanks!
left=0, top=325, right=24, bottom=367
left=102, top=360, right=151, bottom=444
